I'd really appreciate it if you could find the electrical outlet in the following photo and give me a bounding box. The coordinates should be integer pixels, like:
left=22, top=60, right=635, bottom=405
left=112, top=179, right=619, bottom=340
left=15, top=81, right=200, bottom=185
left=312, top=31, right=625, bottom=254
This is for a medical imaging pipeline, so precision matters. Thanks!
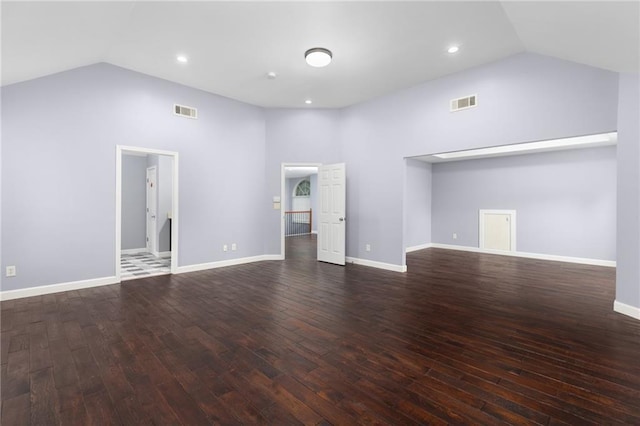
left=365, top=244, right=371, bottom=252
left=453, top=233, right=457, bottom=240
left=223, top=245, right=228, bottom=252
left=231, top=243, right=237, bottom=251
left=6, top=266, right=16, bottom=277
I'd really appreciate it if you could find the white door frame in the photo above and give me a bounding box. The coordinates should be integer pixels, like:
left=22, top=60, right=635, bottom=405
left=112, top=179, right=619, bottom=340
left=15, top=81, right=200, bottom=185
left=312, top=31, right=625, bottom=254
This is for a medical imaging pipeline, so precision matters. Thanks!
left=479, top=209, right=517, bottom=251
left=280, top=163, right=322, bottom=259
left=116, top=145, right=179, bottom=282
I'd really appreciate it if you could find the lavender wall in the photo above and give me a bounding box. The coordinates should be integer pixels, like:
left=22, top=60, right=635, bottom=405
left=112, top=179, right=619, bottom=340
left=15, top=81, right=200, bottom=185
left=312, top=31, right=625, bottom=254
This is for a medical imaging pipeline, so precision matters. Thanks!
left=284, top=178, right=294, bottom=211
left=121, top=155, right=147, bottom=250
left=336, top=53, right=618, bottom=268
left=616, top=73, right=640, bottom=310
left=404, top=159, right=432, bottom=249
left=1, top=53, right=629, bottom=298
left=1, top=63, right=265, bottom=291
left=431, top=146, right=617, bottom=260
left=264, top=109, right=342, bottom=255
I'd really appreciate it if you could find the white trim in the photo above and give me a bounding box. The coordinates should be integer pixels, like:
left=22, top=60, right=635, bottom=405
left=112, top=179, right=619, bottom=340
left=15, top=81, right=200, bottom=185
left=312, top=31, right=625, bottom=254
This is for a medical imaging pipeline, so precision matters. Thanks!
left=614, top=300, right=640, bottom=321
left=119, top=145, right=179, bottom=157
left=406, top=243, right=433, bottom=253
left=479, top=209, right=517, bottom=251
left=146, top=165, right=158, bottom=255
left=121, top=248, right=148, bottom=255
left=0, top=276, right=118, bottom=301
left=346, top=257, right=407, bottom=273
left=175, top=255, right=279, bottom=274
left=311, top=230, right=318, bottom=234
left=262, top=254, right=284, bottom=261
left=121, top=271, right=169, bottom=281
left=428, top=243, right=616, bottom=267
left=425, top=132, right=617, bottom=162
left=158, top=251, right=171, bottom=258
left=116, top=146, right=179, bottom=282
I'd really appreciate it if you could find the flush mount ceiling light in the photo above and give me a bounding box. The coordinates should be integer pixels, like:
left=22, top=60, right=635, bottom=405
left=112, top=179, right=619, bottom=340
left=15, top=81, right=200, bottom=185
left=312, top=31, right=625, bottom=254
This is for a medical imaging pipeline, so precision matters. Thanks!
left=447, top=45, right=460, bottom=54
left=305, top=99, right=313, bottom=104
left=176, top=55, right=188, bottom=63
left=305, top=47, right=332, bottom=67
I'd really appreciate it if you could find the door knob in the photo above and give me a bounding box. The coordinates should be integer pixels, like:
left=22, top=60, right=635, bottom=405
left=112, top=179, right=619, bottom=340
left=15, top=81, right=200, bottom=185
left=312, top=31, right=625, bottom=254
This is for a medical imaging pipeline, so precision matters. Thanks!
left=339, top=217, right=345, bottom=222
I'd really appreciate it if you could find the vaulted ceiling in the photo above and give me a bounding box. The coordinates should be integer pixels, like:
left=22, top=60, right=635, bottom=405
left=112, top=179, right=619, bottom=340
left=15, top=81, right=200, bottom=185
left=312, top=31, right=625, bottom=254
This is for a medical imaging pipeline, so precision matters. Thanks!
left=2, top=1, right=638, bottom=108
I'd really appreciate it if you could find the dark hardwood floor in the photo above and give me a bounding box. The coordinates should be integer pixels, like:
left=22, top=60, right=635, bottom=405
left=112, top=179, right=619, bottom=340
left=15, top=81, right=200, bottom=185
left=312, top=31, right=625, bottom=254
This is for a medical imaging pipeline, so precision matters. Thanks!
left=2, top=236, right=640, bottom=425
left=285, top=234, right=318, bottom=260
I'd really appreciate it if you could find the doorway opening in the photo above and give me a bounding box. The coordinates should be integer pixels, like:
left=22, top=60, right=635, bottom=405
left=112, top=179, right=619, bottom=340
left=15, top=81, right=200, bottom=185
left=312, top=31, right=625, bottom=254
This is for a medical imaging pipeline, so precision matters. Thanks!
left=282, top=165, right=319, bottom=260
left=116, top=146, right=179, bottom=281
left=280, top=163, right=347, bottom=265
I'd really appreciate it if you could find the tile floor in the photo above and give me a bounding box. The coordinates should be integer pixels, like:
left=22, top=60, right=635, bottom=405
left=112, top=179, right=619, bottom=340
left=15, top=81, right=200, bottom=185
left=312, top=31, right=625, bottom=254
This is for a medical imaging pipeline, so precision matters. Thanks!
left=121, top=251, right=171, bottom=280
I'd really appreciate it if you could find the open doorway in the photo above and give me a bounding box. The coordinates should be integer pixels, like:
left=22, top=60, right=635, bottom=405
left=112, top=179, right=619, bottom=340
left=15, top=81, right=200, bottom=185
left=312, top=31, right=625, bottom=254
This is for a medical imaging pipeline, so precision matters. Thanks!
left=282, top=165, right=319, bottom=260
left=280, top=162, right=347, bottom=265
left=116, top=146, right=179, bottom=281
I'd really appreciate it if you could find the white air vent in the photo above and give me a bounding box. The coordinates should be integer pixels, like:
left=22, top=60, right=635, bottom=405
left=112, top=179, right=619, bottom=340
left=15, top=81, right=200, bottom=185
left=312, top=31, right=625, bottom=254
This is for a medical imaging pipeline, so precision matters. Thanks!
left=450, top=94, right=477, bottom=112
left=174, top=104, right=197, bottom=119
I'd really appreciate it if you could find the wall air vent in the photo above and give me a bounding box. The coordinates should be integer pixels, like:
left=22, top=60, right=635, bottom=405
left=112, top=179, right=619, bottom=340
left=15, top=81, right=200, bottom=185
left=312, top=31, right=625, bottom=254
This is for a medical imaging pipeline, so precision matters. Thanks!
left=450, top=94, right=477, bottom=112
left=174, top=104, right=198, bottom=119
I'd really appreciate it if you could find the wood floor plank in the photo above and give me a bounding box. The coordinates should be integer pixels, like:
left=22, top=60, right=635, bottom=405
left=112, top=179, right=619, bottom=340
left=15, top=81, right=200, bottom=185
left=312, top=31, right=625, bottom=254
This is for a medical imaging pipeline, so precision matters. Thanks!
left=49, top=339, right=80, bottom=389
left=2, top=349, right=30, bottom=401
left=156, top=378, right=214, bottom=425
left=83, top=390, right=122, bottom=426
left=1, top=393, right=30, bottom=426
left=71, top=347, right=105, bottom=396
left=29, top=367, right=58, bottom=426
left=0, top=235, right=639, bottom=425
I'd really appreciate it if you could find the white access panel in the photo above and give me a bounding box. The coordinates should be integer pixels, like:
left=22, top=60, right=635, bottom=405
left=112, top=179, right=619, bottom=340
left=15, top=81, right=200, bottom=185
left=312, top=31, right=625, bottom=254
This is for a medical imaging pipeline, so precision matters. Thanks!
left=479, top=209, right=516, bottom=252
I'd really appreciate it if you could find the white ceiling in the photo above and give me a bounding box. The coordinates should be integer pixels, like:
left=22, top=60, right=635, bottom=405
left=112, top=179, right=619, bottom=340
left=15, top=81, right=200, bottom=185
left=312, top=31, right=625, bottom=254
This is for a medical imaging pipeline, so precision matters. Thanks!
left=2, top=1, right=638, bottom=108
left=284, top=167, right=318, bottom=179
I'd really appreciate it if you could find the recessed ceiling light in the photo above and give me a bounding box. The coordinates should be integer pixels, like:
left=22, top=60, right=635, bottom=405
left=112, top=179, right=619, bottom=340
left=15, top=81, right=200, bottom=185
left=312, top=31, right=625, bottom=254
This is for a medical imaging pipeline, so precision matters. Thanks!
left=447, top=46, right=460, bottom=54
left=305, top=99, right=313, bottom=104
left=266, top=72, right=277, bottom=80
left=305, top=48, right=332, bottom=67
left=176, top=55, right=188, bottom=63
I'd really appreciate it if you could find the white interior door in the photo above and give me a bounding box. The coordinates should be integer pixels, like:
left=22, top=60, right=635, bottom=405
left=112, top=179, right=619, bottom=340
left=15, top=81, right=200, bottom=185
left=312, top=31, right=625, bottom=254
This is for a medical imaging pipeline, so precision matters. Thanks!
left=317, top=163, right=346, bottom=265
left=146, top=166, right=157, bottom=255
left=479, top=210, right=516, bottom=251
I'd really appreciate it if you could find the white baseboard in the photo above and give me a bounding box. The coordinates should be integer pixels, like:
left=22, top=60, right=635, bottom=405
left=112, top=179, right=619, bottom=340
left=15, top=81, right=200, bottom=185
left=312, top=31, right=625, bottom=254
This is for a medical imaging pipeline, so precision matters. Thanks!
left=428, top=243, right=616, bottom=267
left=0, top=276, right=118, bottom=301
left=176, top=255, right=280, bottom=274
left=346, top=257, right=407, bottom=273
left=406, top=243, right=433, bottom=253
left=121, top=248, right=147, bottom=255
left=158, top=251, right=171, bottom=258
left=262, top=254, right=284, bottom=261
left=311, top=230, right=318, bottom=234
left=614, top=300, right=640, bottom=320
